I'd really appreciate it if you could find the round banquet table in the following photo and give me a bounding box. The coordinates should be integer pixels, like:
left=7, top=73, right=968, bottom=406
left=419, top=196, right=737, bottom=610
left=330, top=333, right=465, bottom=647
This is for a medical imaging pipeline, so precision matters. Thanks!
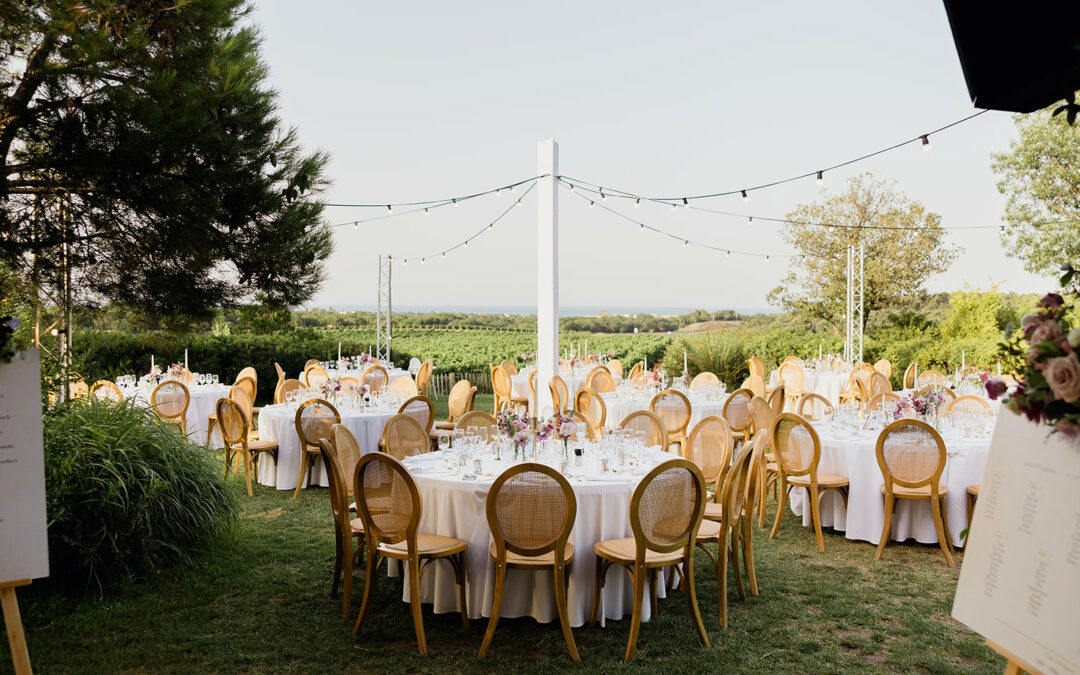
left=511, top=366, right=622, bottom=402
left=121, top=382, right=231, bottom=445
left=298, top=367, right=411, bottom=385
left=788, top=419, right=992, bottom=548
left=398, top=450, right=676, bottom=627
left=255, top=403, right=396, bottom=490
left=598, top=390, right=728, bottom=429
left=768, top=368, right=851, bottom=411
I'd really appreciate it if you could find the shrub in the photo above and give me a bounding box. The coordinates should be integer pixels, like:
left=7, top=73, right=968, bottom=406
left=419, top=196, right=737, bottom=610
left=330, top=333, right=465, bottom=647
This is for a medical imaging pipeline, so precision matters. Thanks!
left=662, top=331, right=749, bottom=388
left=43, top=398, right=238, bottom=594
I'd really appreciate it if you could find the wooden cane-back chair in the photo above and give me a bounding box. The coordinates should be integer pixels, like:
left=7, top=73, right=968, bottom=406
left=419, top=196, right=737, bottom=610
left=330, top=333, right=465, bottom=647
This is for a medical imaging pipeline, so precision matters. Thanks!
left=414, top=359, right=434, bottom=397
left=90, top=380, right=123, bottom=402
left=873, top=359, right=893, bottom=379
left=217, top=397, right=278, bottom=497
left=748, top=355, right=765, bottom=380
left=228, top=385, right=257, bottom=437
left=380, top=414, right=431, bottom=460
left=292, top=398, right=340, bottom=498
left=151, top=380, right=190, bottom=434
left=491, top=366, right=514, bottom=414
left=304, top=358, right=321, bottom=370
left=590, top=459, right=710, bottom=660
left=748, top=397, right=778, bottom=527
left=352, top=453, right=468, bottom=654
left=767, top=385, right=785, bottom=416
left=903, top=361, right=917, bottom=389
left=331, top=423, right=363, bottom=499
left=436, top=380, right=477, bottom=430
left=650, top=389, right=691, bottom=451
left=361, top=365, right=389, bottom=392
left=571, top=412, right=600, bottom=440
left=607, top=359, right=623, bottom=378
left=479, top=463, right=579, bottom=660
left=388, top=377, right=419, bottom=397
left=620, top=410, right=669, bottom=452
left=748, top=396, right=775, bottom=437
left=237, top=366, right=257, bottom=389
left=722, top=388, right=754, bottom=444
left=869, top=371, right=892, bottom=398
left=768, top=414, right=849, bottom=551
left=68, top=379, right=90, bottom=399
left=743, top=374, right=765, bottom=398
left=275, top=378, right=303, bottom=404
left=499, top=359, right=519, bottom=376
left=944, top=395, right=991, bottom=415
left=917, top=369, right=948, bottom=387
left=550, top=375, right=570, bottom=412
left=398, top=395, right=434, bottom=435
left=689, top=371, right=720, bottom=391
left=867, top=392, right=902, bottom=413
left=339, top=376, right=361, bottom=389
left=626, top=361, right=644, bottom=381
left=777, top=362, right=804, bottom=410
left=305, top=365, right=330, bottom=389
left=796, top=393, right=834, bottom=421
left=574, top=387, right=607, bottom=429
left=875, top=419, right=954, bottom=566
left=683, top=416, right=733, bottom=489
left=317, top=438, right=364, bottom=619
left=454, top=411, right=497, bottom=436
left=586, top=366, right=616, bottom=393
left=274, top=362, right=286, bottom=391
left=850, top=364, right=876, bottom=402
left=917, top=385, right=957, bottom=402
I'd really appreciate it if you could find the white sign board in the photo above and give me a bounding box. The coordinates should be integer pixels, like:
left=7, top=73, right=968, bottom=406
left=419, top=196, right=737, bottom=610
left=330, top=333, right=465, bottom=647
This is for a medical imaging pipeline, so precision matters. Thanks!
left=0, top=349, right=49, bottom=583
left=952, top=410, right=1080, bottom=674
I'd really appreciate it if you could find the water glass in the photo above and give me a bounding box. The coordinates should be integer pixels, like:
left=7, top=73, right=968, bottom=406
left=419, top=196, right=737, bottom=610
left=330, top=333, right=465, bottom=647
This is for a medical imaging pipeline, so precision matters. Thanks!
left=438, top=435, right=450, bottom=454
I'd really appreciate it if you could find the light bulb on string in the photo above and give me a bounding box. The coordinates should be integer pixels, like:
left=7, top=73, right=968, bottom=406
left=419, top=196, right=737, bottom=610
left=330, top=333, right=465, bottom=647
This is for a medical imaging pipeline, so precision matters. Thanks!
left=402, top=258, right=408, bottom=266
left=683, top=240, right=689, bottom=247
left=726, top=250, right=731, bottom=257
left=509, top=185, right=515, bottom=192
left=816, top=171, right=824, bottom=186
left=639, top=224, right=645, bottom=232
left=748, top=216, right=753, bottom=223
left=600, top=190, right=607, bottom=201
left=569, top=184, right=575, bottom=192
left=765, top=255, right=770, bottom=262
left=921, top=135, right=931, bottom=152
left=682, top=198, right=689, bottom=208
left=421, top=258, right=425, bottom=265
left=452, top=198, right=458, bottom=207
left=353, top=221, right=358, bottom=230
left=589, top=201, right=595, bottom=208
left=441, top=251, right=446, bottom=258
left=741, top=190, right=749, bottom=202
left=516, top=197, right=522, bottom=206
left=634, top=198, right=640, bottom=208
left=386, top=205, right=392, bottom=213
left=671, top=202, right=677, bottom=210
left=464, top=240, right=469, bottom=247
left=424, top=207, right=429, bottom=215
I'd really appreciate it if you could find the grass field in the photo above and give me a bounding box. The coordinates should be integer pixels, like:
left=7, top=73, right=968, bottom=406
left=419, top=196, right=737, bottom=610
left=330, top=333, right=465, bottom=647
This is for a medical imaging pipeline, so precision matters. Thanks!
left=5, top=431, right=1003, bottom=674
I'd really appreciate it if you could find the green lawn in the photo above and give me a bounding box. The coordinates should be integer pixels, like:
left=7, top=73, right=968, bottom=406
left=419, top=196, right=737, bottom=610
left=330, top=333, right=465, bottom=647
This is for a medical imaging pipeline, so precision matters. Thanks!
left=3, top=411, right=1004, bottom=673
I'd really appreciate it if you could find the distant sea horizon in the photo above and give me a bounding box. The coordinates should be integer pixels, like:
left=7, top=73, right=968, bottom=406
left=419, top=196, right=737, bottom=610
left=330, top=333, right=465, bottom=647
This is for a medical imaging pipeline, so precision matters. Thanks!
left=303, top=304, right=780, bottom=317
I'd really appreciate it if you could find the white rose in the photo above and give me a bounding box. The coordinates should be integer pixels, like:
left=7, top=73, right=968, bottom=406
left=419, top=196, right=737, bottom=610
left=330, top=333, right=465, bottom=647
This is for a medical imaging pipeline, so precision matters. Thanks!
left=1069, top=327, right=1080, bottom=349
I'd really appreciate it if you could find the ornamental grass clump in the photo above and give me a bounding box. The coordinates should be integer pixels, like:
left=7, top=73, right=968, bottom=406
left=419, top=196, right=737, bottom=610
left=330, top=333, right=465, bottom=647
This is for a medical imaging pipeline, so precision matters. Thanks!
left=43, top=397, right=239, bottom=595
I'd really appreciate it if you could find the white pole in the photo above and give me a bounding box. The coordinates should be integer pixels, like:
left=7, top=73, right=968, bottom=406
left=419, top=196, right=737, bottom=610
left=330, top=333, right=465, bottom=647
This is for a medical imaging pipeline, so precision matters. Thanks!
left=536, top=139, right=559, bottom=417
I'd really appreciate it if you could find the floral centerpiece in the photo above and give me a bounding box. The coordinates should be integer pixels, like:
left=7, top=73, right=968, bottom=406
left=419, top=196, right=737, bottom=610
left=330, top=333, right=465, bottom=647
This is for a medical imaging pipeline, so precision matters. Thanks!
left=520, top=351, right=536, bottom=366
left=605, top=349, right=617, bottom=361
left=648, top=366, right=668, bottom=391
left=891, top=389, right=946, bottom=423
left=167, top=363, right=185, bottom=379
left=983, top=291, right=1080, bottom=437
left=320, top=379, right=342, bottom=400
left=497, top=410, right=531, bottom=458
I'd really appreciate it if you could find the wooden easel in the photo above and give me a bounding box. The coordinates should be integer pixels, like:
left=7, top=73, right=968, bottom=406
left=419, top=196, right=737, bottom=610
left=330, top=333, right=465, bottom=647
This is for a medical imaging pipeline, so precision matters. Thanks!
left=1, top=579, right=32, bottom=675
left=987, top=640, right=1040, bottom=675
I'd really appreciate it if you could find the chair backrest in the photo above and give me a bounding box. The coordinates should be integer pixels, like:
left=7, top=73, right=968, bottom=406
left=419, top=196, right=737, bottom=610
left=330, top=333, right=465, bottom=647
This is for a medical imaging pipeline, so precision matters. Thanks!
left=331, top=423, right=363, bottom=497
left=216, top=397, right=250, bottom=447
left=415, top=359, right=434, bottom=395
left=274, top=362, right=286, bottom=388
left=626, top=361, right=644, bottom=381
left=528, top=369, right=538, bottom=404
left=722, top=388, right=754, bottom=434
left=649, top=389, right=692, bottom=440
left=853, top=378, right=870, bottom=404
left=381, top=413, right=430, bottom=460
left=689, top=371, right=720, bottom=390
left=876, top=419, right=947, bottom=494
left=778, top=362, right=804, bottom=390
left=944, top=395, right=991, bottom=414
left=550, top=375, right=570, bottom=412
left=491, top=367, right=512, bottom=399
left=796, top=393, right=834, bottom=421
left=770, top=413, right=820, bottom=479
left=353, top=452, right=420, bottom=547
left=151, top=380, right=189, bottom=425
left=607, top=359, right=623, bottom=378
left=903, top=361, right=917, bottom=389
left=408, top=357, right=422, bottom=375
left=767, top=385, right=785, bottom=415
left=304, top=358, right=321, bottom=370
left=748, top=355, right=765, bottom=379
left=294, top=398, right=340, bottom=450
left=586, top=366, right=616, bottom=393
left=571, top=412, right=600, bottom=440
left=447, top=380, right=477, bottom=421
left=340, top=376, right=361, bottom=389
left=851, top=365, right=876, bottom=402
left=620, top=410, right=669, bottom=452
left=873, top=359, right=892, bottom=379
left=744, top=374, right=765, bottom=398
left=305, top=365, right=330, bottom=389
left=867, top=392, right=902, bottom=413
left=398, top=395, right=434, bottom=434
left=748, top=396, right=775, bottom=435
left=229, top=384, right=254, bottom=423
left=90, top=380, right=123, bottom=402
left=275, top=378, right=303, bottom=404
left=389, top=377, right=419, bottom=397
left=233, top=375, right=256, bottom=403
left=917, top=385, right=957, bottom=401
left=917, top=369, right=948, bottom=387
left=499, top=359, right=519, bottom=376
left=455, top=410, right=498, bottom=435
left=361, top=365, right=389, bottom=392
left=719, top=433, right=758, bottom=521
left=318, top=440, right=352, bottom=533
left=237, top=367, right=257, bottom=389
left=869, top=371, right=892, bottom=397
left=629, top=459, right=706, bottom=556
left=683, top=416, right=733, bottom=488
left=574, top=387, right=607, bottom=428
left=69, top=379, right=89, bottom=399
left=487, top=463, right=576, bottom=559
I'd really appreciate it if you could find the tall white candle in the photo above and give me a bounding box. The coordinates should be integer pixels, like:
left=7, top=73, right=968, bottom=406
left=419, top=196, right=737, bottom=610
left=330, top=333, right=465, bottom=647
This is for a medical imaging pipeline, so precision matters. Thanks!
left=585, top=339, right=588, bottom=356
left=684, top=351, right=688, bottom=373
left=914, top=362, right=918, bottom=388
left=338, top=341, right=342, bottom=362
left=961, top=349, right=966, bottom=371
left=819, top=344, right=822, bottom=359
left=644, top=355, right=647, bottom=371
left=184, top=349, right=188, bottom=371
left=151, top=355, right=155, bottom=372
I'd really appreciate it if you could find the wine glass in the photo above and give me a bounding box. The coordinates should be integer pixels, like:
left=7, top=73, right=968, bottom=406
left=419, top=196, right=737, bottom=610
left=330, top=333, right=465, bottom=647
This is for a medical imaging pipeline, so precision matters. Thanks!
left=438, top=435, right=450, bottom=455
left=453, top=429, right=465, bottom=449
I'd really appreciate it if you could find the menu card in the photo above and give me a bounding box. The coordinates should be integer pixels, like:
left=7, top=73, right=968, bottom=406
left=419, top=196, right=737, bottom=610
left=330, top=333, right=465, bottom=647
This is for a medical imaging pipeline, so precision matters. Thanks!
left=0, top=349, right=49, bottom=583
left=951, top=410, right=1080, bottom=673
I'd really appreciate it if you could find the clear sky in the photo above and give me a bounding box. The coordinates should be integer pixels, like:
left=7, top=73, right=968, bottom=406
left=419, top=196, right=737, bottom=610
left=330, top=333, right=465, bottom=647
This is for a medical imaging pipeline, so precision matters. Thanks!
left=251, top=0, right=1047, bottom=313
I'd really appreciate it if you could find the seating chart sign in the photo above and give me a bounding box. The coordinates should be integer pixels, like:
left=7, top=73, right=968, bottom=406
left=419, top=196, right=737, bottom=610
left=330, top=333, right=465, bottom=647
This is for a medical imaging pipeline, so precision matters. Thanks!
left=0, top=350, right=49, bottom=583
left=952, top=410, right=1080, bottom=674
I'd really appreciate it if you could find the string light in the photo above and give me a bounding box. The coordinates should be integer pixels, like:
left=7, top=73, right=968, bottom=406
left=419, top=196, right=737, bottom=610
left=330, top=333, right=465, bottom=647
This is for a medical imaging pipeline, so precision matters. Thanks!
left=634, top=198, right=640, bottom=208
left=326, top=174, right=540, bottom=209
left=589, top=201, right=595, bottom=208
left=600, top=189, right=607, bottom=201
left=353, top=221, right=358, bottom=230
left=816, top=171, right=824, bottom=185
left=569, top=183, right=575, bottom=192
left=741, top=190, right=749, bottom=202
left=424, top=207, right=429, bottom=215
left=452, top=198, right=458, bottom=207
left=682, top=198, right=689, bottom=208
left=684, top=239, right=689, bottom=246
left=921, top=135, right=931, bottom=152
left=421, top=257, right=425, bottom=264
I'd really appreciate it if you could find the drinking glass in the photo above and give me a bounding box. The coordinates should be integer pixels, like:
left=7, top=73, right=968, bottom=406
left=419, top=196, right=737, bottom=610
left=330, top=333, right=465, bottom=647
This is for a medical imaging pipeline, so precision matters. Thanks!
left=438, top=435, right=450, bottom=454
left=478, top=427, right=489, bottom=447
left=212, top=374, right=219, bottom=385
left=453, top=429, right=465, bottom=449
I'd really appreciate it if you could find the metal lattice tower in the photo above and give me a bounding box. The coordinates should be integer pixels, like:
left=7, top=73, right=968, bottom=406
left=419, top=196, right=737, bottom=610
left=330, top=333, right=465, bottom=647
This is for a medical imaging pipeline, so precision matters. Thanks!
left=844, top=244, right=865, bottom=363
left=376, top=255, right=392, bottom=361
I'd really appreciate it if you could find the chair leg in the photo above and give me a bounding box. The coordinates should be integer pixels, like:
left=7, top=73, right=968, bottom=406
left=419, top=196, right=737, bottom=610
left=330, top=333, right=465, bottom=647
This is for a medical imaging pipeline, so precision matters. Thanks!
left=589, top=558, right=607, bottom=628
left=875, top=494, right=894, bottom=560
left=553, top=563, right=580, bottom=661
left=683, top=549, right=710, bottom=649
left=353, top=545, right=378, bottom=635
left=966, top=493, right=976, bottom=532
left=408, top=556, right=428, bottom=655
left=341, top=535, right=353, bottom=620
left=756, top=459, right=767, bottom=528
left=808, top=486, right=825, bottom=552
left=717, top=529, right=730, bottom=627
left=648, top=567, right=658, bottom=618
left=242, top=452, right=254, bottom=497
left=455, top=553, right=469, bottom=629
left=770, top=478, right=788, bottom=539
left=730, top=531, right=746, bottom=600
left=741, top=516, right=758, bottom=596
left=930, top=497, right=955, bottom=567
left=331, top=532, right=343, bottom=598
left=939, top=498, right=956, bottom=555
left=292, top=451, right=310, bottom=499
left=624, top=565, right=645, bottom=661
left=478, top=562, right=506, bottom=657
left=206, top=417, right=217, bottom=446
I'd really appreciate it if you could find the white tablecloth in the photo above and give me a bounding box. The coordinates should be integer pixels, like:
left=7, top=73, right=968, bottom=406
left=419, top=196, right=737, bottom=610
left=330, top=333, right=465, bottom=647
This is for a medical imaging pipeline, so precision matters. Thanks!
left=122, top=383, right=231, bottom=445
left=402, top=451, right=674, bottom=627
left=788, top=420, right=992, bottom=548
left=255, top=403, right=395, bottom=490
left=769, top=369, right=851, bottom=411
left=598, top=391, right=728, bottom=430
left=511, top=366, right=622, bottom=402
left=298, top=367, right=410, bottom=384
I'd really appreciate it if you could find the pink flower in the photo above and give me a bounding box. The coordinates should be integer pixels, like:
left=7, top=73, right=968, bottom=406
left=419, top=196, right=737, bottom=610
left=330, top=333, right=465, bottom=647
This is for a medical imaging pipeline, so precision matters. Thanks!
left=1044, top=355, right=1080, bottom=403
left=1029, top=317, right=1065, bottom=345
left=1020, top=313, right=1039, bottom=328
left=984, top=379, right=1008, bottom=400
left=1063, top=339, right=1074, bottom=354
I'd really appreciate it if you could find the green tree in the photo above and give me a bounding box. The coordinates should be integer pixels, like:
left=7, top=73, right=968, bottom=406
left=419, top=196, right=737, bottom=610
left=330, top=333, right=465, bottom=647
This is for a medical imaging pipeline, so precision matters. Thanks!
left=940, top=285, right=1004, bottom=339
left=991, top=102, right=1080, bottom=278
left=768, top=173, right=958, bottom=331
left=0, top=1, right=333, bottom=329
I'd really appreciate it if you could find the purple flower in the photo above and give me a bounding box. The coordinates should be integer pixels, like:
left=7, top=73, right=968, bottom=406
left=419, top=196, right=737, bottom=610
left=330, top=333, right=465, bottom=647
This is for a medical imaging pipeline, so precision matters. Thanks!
left=1055, top=419, right=1080, bottom=438
left=1038, top=292, right=1064, bottom=309
left=984, top=379, right=1008, bottom=400
left=3, top=317, right=20, bottom=330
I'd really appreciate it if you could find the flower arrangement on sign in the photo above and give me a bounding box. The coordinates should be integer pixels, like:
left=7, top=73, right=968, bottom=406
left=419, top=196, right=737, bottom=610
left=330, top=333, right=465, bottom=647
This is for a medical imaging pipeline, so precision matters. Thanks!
left=984, top=291, right=1080, bottom=437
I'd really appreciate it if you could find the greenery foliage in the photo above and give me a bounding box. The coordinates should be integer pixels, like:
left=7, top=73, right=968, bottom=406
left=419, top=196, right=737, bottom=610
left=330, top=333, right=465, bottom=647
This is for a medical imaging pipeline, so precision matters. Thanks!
left=42, top=398, right=238, bottom=594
